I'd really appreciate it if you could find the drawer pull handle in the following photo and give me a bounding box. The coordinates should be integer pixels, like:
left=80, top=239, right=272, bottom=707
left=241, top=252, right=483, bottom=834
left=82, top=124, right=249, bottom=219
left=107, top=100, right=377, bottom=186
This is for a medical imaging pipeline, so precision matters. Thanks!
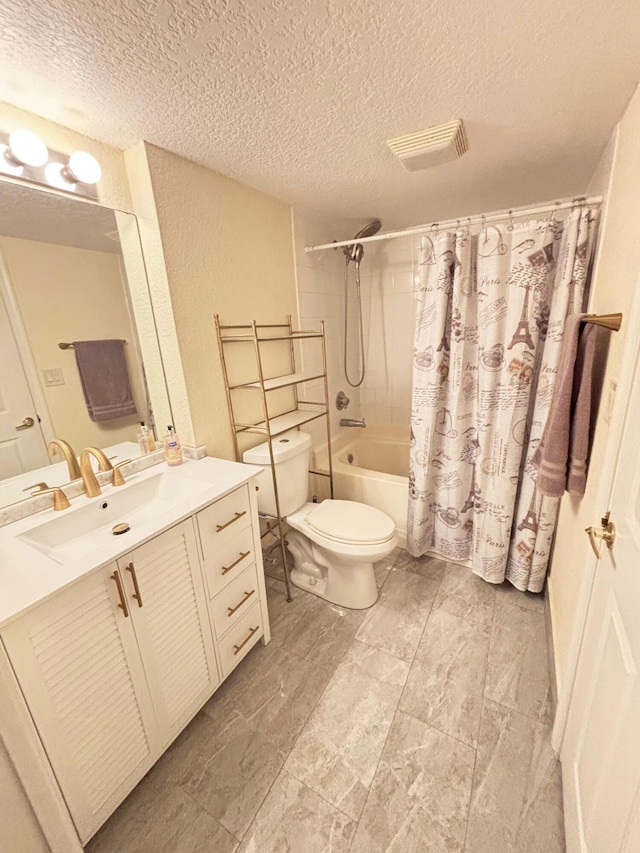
left=221, top=550, right=251, bottom=575
left=227, top=588, right=256, bottom=617
left=111, top=570, right=129, bottom=618
left=125, top=562, right=144, bottom=608
left=216, top=510, right=247, bottom=533
left=233, top=625, right=259, bottom=655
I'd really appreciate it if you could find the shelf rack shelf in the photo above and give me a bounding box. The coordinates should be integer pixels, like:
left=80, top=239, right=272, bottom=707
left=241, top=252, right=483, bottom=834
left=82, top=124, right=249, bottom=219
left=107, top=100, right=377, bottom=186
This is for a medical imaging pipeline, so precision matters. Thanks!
left=215, top=315, right=334, bottom=602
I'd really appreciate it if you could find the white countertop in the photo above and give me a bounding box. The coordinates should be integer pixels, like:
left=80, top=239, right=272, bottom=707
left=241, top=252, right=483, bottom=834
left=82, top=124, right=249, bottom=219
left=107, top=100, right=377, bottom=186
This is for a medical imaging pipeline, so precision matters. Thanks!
left=0, top=456, right=259, bottom=631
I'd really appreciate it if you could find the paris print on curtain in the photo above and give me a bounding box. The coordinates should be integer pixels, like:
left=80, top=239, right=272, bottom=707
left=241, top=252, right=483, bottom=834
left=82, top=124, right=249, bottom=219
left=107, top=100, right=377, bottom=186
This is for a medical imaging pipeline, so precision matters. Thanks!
left=407, top=206, right=596, bottom=592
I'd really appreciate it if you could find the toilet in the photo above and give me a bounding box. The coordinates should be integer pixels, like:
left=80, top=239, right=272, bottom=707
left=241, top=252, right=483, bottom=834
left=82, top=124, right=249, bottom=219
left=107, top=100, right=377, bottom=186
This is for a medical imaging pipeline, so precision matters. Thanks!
left=243, top=431, right=397, bottom=609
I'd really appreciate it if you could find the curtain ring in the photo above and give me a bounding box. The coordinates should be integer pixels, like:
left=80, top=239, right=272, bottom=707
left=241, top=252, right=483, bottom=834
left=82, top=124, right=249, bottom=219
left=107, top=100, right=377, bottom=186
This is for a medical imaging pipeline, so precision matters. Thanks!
left=431, top=222, right=439, bottom=238
left=480, top=214, right=487, bottom=243
left=466, top=217, right=472, bottom=236
left=547, top=200, right=560, bottom=227
left=507, top=210, right=514, bottom=231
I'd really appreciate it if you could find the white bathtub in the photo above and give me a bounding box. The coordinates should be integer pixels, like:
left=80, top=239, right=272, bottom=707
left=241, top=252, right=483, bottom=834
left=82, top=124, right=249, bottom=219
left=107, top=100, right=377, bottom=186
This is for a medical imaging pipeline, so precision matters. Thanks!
left=319, top=426, right=410, bottom=549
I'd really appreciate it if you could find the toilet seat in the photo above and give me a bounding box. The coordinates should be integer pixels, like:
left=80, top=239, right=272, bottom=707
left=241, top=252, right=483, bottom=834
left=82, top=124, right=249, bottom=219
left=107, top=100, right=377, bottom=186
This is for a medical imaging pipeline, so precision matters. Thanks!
left=305, top=500, right=396, bottom=546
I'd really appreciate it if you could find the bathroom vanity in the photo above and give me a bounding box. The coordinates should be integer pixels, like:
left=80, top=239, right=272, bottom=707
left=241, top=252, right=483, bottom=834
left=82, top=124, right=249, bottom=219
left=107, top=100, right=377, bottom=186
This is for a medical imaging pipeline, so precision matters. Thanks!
left=0, top=457, right=269, bottom=848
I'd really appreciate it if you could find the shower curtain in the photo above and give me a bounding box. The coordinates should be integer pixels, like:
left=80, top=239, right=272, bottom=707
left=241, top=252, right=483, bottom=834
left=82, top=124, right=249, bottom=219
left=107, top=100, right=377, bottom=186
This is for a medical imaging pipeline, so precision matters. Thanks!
left=407, top=206, right=596, bottom=592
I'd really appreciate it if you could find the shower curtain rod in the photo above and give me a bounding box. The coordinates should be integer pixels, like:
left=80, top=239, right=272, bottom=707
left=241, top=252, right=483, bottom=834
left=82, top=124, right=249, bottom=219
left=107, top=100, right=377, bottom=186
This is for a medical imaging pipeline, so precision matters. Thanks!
left=304, top=194, right=603, bottom=253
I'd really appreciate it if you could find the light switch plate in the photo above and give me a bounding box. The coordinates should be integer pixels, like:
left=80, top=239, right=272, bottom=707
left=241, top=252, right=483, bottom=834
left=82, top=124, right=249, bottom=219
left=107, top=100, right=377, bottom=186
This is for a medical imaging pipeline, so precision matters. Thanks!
left=42, top=368, right=65, bottom=387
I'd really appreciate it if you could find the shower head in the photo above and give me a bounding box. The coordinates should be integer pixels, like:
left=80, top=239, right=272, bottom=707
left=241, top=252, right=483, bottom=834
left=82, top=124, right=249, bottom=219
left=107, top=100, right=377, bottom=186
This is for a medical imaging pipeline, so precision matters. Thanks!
left=354, top=219, right=383, bottom=241
left=343, top=219, right=382, bottom=264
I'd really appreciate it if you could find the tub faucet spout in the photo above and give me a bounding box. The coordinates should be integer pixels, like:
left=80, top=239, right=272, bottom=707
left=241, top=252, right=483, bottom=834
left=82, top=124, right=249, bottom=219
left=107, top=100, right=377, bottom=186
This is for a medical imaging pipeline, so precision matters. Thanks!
left=340, top=418, right=366, bottom=428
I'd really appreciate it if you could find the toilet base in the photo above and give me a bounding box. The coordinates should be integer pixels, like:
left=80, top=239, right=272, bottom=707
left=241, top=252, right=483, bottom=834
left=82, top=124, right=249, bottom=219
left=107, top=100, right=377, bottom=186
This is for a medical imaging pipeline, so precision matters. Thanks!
left=286, top=530, right=379, bottom=610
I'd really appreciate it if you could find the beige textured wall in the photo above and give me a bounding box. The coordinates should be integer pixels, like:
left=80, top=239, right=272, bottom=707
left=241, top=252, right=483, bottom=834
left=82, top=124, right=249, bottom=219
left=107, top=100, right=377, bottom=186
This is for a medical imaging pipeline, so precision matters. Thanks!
left=142, top=143, right=298, bottom=459
left=549, top=81, right=640, bottom=689
left=1, top=236, right=148, bottom=451
left=0, top=100, right=132, bottom=211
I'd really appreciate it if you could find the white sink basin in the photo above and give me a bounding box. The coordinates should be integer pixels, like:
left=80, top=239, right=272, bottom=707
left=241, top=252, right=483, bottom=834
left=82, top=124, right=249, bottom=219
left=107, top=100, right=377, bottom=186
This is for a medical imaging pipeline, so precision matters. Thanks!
left=19, top=470, right=205, bottom=565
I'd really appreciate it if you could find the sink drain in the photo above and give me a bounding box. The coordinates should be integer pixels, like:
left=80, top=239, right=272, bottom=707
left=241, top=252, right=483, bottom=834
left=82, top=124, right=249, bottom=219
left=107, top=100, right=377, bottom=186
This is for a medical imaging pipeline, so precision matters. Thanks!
left=112, top=523, right=130, bottom=536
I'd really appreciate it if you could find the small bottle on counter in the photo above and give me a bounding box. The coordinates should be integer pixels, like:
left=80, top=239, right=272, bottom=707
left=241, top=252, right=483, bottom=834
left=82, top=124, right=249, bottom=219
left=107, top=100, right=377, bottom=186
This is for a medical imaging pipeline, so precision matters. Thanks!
left=164, top=425, right=183, bottom=466
left=144, top=424, right=157, bottom=452
left=137, top=422, right=157, bottom=455
left=137, top=422, right=150, bottom=454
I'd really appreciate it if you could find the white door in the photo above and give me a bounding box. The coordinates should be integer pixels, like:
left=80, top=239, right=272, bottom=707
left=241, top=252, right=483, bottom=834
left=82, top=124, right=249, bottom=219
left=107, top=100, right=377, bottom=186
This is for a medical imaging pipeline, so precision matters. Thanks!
left=561, top=329, right=640, bottom=851
left=1, top=562, right=162, bottom=843
left=117, top=519, right=219, bottom=744
left=0, top=287, right=49, bottom=477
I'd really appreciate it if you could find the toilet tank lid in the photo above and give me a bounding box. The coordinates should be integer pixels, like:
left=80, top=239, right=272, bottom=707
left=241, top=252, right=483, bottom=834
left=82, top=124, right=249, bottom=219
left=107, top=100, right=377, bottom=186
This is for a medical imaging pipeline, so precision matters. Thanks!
left=242, top=430, right=312, bottom=465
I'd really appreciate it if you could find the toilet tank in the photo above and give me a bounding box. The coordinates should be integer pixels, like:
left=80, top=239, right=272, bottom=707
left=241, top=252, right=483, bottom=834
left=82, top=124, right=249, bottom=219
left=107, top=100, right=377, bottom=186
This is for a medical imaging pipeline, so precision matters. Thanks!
left=242, top=430, right=312, bottom=517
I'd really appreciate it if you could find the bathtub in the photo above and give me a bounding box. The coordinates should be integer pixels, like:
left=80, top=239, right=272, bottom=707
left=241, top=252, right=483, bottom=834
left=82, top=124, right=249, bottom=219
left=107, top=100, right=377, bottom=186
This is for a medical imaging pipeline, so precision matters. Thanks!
left=316, top=426, right=410, bottom=549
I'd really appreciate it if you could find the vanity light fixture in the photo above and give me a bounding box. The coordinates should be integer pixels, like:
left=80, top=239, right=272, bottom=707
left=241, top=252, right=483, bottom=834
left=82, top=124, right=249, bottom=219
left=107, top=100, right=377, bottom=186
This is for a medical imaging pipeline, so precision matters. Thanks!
left=0, top=129, right=102, bottom=198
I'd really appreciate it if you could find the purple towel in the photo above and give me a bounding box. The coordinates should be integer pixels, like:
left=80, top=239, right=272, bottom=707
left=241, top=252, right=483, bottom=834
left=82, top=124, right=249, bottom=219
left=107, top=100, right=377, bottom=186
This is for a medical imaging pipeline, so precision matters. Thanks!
left=533, top=314, right=598, bottom=497
left=567, top=323, right=598, bottom=495
left=73, top=340, right=138, bottom=423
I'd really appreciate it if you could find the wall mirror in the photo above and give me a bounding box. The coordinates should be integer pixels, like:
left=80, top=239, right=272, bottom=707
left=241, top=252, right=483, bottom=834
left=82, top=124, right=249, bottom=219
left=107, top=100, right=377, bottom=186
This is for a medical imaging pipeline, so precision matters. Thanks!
left=0, top=178, right=172, bottom=509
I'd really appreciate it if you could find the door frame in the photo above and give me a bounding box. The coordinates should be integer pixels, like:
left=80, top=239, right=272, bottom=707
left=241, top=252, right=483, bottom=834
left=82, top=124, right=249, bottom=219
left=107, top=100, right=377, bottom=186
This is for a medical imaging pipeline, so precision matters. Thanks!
left=552, top=265, right=640, bottom=752
left=0, top=242, right=55, bottom=447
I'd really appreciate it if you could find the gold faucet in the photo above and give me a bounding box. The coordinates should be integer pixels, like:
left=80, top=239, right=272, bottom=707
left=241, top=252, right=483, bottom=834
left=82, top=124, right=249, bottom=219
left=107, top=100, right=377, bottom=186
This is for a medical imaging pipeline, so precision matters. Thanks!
left=112, top=459, right=132, bottom=487
left=79, top=447, right=113, bottom=497
left=47, top=439, right=81, bottom=480
left=30, top=486, right=71, bottom=511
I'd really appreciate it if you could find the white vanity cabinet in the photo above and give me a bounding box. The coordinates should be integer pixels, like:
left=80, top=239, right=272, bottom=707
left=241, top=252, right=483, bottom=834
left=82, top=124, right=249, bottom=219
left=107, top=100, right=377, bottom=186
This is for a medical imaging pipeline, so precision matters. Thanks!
left=0, top=472, right=269, bottom=848
left=113, top=519, right=219, bottom=745
left=1, top=559, right=162, bottom=842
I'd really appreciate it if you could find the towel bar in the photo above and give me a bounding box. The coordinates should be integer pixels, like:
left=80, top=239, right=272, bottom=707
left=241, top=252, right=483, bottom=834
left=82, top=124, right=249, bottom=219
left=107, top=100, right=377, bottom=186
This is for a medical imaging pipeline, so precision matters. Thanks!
left=58, top=340, right=127, bottom=349
left=582, top=313, right=622, bottom=331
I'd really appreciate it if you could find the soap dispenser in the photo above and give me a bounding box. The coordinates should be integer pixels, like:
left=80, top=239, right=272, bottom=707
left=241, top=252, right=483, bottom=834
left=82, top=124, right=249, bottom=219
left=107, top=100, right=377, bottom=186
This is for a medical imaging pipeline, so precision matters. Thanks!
left=164, top=425, right=183, bottom=466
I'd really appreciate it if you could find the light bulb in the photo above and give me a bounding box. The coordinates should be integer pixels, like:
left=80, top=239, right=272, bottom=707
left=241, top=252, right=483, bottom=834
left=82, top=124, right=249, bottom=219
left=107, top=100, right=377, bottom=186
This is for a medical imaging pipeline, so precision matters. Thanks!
left=65, top=151, right=101, bottom=184
left=45, top=161, right=72, bottom=190
left=0, top=144, right=24, bottom=175
left=7, top=129, right=48, bottom=167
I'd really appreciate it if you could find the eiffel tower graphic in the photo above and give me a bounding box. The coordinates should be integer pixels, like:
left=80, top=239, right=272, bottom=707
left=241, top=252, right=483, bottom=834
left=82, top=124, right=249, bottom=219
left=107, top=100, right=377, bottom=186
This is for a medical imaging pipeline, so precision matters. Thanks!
left=461, top=432, right=482, bottom=513
left=437, top=330, right=450, bottom=353
left=461, top=463, right=482, bottom=513
left=508, top=282, right=535, bottom=350
left=517, top=483, right=540, bottom=534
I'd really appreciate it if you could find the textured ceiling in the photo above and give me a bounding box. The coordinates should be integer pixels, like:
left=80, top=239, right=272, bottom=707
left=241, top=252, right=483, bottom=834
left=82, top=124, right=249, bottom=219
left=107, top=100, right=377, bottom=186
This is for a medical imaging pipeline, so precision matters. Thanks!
left=0, top=181, right=121, bottom=253
left=1, top=0, right=640, bottom=229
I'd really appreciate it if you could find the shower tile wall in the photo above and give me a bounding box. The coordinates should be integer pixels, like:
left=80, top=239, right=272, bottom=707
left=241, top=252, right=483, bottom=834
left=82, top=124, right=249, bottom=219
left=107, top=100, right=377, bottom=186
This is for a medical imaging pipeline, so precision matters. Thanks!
left=292, top=213, right=357, bottom=482
left=359, top=236, right=419, bottom=431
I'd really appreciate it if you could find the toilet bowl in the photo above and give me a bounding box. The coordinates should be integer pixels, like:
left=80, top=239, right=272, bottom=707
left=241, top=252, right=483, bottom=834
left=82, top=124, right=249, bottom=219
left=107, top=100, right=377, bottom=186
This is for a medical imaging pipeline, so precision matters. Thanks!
left=286, top=500, right=397, bottom=608
left=242, top=431, right=397, bottom=609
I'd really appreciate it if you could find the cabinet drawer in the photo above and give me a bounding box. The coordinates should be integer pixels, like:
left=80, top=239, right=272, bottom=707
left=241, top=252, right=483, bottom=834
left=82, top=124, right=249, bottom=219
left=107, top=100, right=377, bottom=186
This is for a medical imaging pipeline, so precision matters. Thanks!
left=203, top=526, right=255, bottom=598
left=218, top=601, right=263, bottom=678
left=211, top=563, right=260, bottom=639
left=197, top=486, right=252, bottom=557
left=196, top=486, right=251, bottom=559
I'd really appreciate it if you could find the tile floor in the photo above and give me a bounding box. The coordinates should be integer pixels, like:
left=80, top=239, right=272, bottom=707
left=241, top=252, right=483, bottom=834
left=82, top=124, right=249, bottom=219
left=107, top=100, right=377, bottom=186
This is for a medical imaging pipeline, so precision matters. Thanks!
left=88, top=548, right=565, bottom=852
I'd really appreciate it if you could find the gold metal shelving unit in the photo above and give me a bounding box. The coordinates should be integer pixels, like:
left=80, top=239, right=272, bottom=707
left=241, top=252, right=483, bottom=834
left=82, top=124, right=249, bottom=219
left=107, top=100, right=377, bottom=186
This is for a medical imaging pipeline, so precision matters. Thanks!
left=215, top=315, right=334, bottom=602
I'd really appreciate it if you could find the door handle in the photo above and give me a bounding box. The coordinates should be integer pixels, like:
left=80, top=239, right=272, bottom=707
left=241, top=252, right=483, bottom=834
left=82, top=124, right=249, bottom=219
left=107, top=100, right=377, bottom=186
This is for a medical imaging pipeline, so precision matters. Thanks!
left=15, top=417, right=35, bottom=431
left=585, top=511, right=616, bottom=559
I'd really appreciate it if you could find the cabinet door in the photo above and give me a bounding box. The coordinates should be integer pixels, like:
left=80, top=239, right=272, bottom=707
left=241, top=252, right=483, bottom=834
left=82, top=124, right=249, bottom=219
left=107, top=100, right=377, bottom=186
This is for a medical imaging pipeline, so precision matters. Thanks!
left=118, top=519, right=219, bottom=744
left=1, top=563, right=160, bottom=843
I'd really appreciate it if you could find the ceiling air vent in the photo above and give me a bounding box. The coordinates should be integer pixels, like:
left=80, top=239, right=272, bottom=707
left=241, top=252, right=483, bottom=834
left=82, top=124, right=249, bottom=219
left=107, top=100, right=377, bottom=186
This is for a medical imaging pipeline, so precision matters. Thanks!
left=387, top=119, right=467, bottom=171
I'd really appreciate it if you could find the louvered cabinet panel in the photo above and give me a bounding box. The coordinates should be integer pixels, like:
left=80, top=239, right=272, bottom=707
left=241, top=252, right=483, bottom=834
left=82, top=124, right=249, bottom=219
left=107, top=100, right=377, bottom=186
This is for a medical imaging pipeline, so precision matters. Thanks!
left=119, top=519, right=219, bottom=743
left=2, top=563, right=160, bottom=843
